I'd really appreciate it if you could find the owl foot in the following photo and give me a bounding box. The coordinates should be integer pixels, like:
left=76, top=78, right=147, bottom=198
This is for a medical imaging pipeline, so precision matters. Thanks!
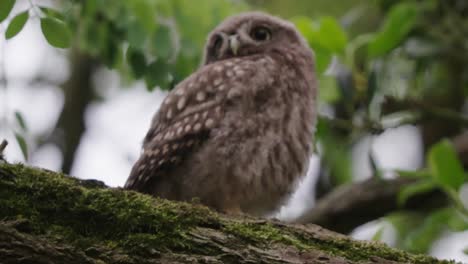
left=222, top=205, right=244, bottom=215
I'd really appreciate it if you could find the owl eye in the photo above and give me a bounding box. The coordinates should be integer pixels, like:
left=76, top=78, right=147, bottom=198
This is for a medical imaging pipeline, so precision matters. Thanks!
left=250, top=26, right=271, bottom=42
left=213, top=35, right=223, bottom=51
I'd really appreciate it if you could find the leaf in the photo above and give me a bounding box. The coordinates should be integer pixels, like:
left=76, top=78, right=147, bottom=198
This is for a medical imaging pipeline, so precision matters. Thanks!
left=293, top=16, right=347, bottom=54
left=292, top=17, right=328, bottom=72
left=386, top=212, right=423, bottom=247
left=395, top=169, right=431, bottom=178
left=145, top=59, right=170, bottom=91
left=40, top=17, right=72, bottom=48
left=14, top=111, right=27, bottom=131
left=0, top=0, right=15, bottom=23
left=313, top=46, right=332, bottom=74
left=368, top=2, right=418, bottom=57
left=126, top=48, right=147, bottom=78
left=39, top=7, right=65, bottom=21
left=372, top=225, right=385, bottom=242
left=127, top=20, right=147, bottom=50
left=446, top=209, right=468, bottom=231
left=428, top=139, right=466, bottom=191
left=403, top=208, right=450, bottom=253
left=130, top=0, right=156, bottom=33
left=292, top=16, right=339, bottom=73
left=318, top=75, right=340, bottom=103
left=153, top=25, right=172, bottom=59
left=5, top=11, right=28, bottom=39
left=397, top=179, right=438, bottom=206
left=102, top=39, right=121, bottom=68
left=316, top=119, right=352, bottom=184
left=14, top=132, right=28, bottom=161
left=317, top=16, right=348, bottom=54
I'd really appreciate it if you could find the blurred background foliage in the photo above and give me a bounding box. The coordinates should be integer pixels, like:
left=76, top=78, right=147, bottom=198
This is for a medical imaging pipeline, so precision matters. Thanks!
left=1, top=0, right=468, bottom=258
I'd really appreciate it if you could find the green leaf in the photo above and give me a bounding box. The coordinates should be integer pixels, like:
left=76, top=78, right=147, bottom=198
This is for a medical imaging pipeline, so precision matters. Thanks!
left=0, top=0, right=15, bottom=23
left=14, top=132, right=28, bottom=161
left=5, top=11, right=28, bottom=39
left=126, top=48, right=147, bottom=78
left=153, top=25, right=172, bottom=59
left=316, top=119, right=352, bottom=184
left=368, top=2, right=418, bottom=57
left=127, top=20, right=147, bottom=50
left=14, top=111, right=27, bottom=131
left=395, top=169, right=431, bottom=178
left=40, top=17, right=72, bottom=48
left=313, top=46, right=333, bottom=74
left=318, top=75, right=340, bottom=103
left=372, top=225, right=385, bottom=242
left=130, top=0, right=156, bottom=33
left=403, top=209, right=450, bottom=253
left=293, top=16, right=347, bottom=53
left=145, top=59, right=170, bottom=91
left=397, top=179, right=438, bottom=206
left=292, top=16, right=343, bottom=73
left=317, top=16, right=348, bottom=54
left=293, top=17, right=328, bottom=72
left=428, top=139, right=466, bottom=191
left=386, top=212, right=423, bottom=247
left=39, top=7, right=65, bottom=21
left=447, top=209, right=468, bottom=231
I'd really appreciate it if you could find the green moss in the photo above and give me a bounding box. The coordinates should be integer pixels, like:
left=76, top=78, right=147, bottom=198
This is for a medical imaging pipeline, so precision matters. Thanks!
left=224, top=221, right=310, bottom=250
left=0, top=163, right=455, bottom=263
left=0, top=163, right=218, bottom=255
left=224, top=220, right=454, bottom=263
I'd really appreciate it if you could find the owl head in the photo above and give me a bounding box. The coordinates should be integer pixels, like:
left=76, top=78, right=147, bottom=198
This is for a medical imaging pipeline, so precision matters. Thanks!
left=203, top=12, right=310, bottom=65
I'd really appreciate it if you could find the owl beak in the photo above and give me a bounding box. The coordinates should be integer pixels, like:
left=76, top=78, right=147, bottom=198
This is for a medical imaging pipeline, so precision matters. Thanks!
left=229, top=35, right=240, bottom=55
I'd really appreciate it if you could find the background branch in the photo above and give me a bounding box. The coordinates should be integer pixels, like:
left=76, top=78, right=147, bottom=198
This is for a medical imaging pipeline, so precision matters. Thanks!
left=295, top=177, right=446, bottom=234
left=297, top=133, right=468, bottom=233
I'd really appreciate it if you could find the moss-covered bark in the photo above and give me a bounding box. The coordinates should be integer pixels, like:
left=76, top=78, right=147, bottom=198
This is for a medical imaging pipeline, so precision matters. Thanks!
left=0, top=163, right=456, bottom=263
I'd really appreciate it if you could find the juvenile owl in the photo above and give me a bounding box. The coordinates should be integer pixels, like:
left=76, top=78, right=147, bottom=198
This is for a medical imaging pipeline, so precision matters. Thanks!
left=125, top=12, right=317, bottom=216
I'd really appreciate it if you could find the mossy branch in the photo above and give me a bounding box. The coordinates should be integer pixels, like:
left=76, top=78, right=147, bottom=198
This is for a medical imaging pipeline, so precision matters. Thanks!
left=0, top=163, right=456, bottom=263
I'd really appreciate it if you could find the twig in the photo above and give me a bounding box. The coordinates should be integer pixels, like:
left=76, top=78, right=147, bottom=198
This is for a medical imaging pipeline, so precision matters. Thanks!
left=383, top=96, right=468, bottom=127
left=0, top=139, right=8, bottom=161
left=0, top=140, right=7, bottom=153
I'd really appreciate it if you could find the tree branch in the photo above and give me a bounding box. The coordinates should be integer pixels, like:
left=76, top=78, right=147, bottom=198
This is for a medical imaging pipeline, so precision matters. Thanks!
left=453, top=132, right=468, bottom=168
left=295, top=177, right=446, bottom=234
left=54, top=51, right=97, bottom=174
left=296, top=133, right=468, bottom=233
left=0, top=163, right=452, bottom=264
left=0, top=139, right=7, bottom=160
left=382, top=96, right=468, bottom=128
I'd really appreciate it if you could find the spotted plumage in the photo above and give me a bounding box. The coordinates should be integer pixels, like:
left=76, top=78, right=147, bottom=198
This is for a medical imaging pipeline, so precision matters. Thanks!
left=125, top=12, right=317, bottom=216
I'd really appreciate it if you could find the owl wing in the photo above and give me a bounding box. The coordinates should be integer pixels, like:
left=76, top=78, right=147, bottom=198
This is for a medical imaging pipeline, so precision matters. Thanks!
left=124, top=56, right=277, bottom=191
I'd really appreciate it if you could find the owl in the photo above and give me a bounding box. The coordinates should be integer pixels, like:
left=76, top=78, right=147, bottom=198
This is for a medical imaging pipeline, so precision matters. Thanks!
left=125, top=12, right=317, bottom=216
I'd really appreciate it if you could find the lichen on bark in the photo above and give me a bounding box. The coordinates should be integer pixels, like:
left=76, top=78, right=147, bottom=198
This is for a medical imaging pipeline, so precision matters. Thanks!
left=0, top=163, right=457, bottom=263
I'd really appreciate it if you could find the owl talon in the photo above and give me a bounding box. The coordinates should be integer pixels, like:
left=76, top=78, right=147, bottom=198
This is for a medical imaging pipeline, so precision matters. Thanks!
left=222, top=206, right=244, bottom=215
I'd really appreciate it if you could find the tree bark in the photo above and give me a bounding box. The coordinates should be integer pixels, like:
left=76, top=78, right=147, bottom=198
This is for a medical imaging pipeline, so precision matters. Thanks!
left=0, top=163, right=454, bottom=264
left=54, top=51, right=97, bottom=174
left=298, top=132, right=468, bottom=234
left=295, top=177, right=446, bottom=233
